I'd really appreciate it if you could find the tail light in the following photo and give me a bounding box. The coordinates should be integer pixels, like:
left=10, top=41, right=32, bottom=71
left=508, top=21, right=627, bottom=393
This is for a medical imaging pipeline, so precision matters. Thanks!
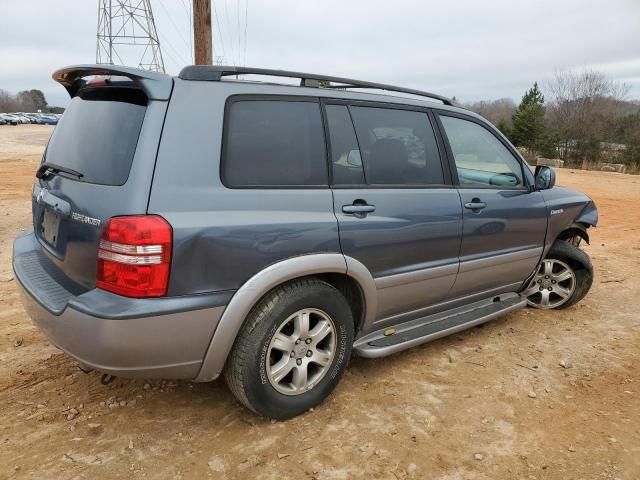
left=96, top=215, right=172, bottom=298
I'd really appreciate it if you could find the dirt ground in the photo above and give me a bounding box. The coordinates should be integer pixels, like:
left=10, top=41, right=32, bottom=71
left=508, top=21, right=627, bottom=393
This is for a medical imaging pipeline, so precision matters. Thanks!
left=0, top=125, right=639, bottom=480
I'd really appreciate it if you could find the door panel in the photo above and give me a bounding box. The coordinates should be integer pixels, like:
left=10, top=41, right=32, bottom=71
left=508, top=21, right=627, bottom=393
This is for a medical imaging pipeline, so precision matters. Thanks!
left=452, top=189, right=547, bottom=296
left=437, top=113, right=547, bottom=297
left=325, top=103, right=463, bottom=324
left=334, top=189, right=463, bottom=321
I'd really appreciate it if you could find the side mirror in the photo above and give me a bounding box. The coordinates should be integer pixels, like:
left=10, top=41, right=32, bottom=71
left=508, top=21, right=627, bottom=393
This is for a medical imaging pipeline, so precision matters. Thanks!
left=347, top=150, right=362, bottom=167
left=534, top=166, right=556, bottom=190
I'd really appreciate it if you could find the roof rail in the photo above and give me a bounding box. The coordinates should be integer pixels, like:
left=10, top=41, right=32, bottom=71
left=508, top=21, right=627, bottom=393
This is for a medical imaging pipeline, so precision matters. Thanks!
left=178, top=65, right=457, bottom=107
left=53, top=64, right=173, bottom=100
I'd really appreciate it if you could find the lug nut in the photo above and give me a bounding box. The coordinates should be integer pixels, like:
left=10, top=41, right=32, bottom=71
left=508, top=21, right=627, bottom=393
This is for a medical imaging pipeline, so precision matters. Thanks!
left=548, top=287, right=553, bottom=291
left=305, top=338, right=312, bottom=344
left=539, top=287, right=543, bottom=291
left=551, top=280, right=556, bottom=284
left=537, top=279, right=542, bottom=284
left=306, top=350, right=312, bottom=357
left=296, top=359, right=302, bottom=366
left=290, top=351, right=295, bottom=357
left=295, top=339, right=300, bottom=345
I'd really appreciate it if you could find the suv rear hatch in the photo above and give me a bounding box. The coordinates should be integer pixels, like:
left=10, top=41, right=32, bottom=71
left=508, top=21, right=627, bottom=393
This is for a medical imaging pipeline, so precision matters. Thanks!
left=30, top=65, right=173, bottom=296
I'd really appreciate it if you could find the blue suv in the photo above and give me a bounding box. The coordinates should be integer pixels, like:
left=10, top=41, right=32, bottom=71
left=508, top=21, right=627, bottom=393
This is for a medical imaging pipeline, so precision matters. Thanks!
left=13, top=65, right=597, bottom=418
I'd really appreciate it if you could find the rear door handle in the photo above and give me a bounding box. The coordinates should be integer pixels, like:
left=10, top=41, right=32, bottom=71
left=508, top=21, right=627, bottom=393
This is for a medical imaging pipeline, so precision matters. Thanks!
left=464, top=199, right=487, bottom=211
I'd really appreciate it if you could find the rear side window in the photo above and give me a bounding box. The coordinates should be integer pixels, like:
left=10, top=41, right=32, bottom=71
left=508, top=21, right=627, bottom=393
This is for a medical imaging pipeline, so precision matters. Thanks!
left=325, top=105, right=365, bottom=185
left=348, top=106, right=444, bottom=186
left=45, top=87, right=146, bottom=186
left=222, top=100, right=327, bottom=187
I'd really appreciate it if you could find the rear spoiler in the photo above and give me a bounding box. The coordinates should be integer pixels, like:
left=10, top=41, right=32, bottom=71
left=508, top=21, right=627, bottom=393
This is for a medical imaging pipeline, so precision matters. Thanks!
left=52, top=64, right=173, bottom=101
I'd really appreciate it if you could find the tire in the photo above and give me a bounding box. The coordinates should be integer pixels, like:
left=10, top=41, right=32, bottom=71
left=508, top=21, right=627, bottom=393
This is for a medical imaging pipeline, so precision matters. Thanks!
left=523, top=240, right=593, bottom=309
left=223, top=278, right=354, bottom=419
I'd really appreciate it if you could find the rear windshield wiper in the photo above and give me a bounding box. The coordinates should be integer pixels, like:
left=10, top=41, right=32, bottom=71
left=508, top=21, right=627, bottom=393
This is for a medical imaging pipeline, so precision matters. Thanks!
left=36, top=162, right=84, bottom=180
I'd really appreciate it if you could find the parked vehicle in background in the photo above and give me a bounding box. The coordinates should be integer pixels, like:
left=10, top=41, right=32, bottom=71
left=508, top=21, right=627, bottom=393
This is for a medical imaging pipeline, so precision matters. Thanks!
left=38, top=115, right=58, bottom=125
left=13, top=64, right=597, bottom=419
left=1, top=114, right=20, bottom=125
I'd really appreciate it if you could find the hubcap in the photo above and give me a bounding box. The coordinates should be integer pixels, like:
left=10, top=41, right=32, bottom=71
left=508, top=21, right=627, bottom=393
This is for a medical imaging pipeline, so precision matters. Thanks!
left=523, top=259, right=576, bottom=309
left=266, top=308, right=336, bottom=396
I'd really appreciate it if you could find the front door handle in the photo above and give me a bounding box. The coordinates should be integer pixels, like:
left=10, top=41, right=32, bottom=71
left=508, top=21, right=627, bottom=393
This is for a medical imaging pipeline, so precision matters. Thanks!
left=464, top=198, right=487, bottom=211
left=342, top=201, right=376, bottom=217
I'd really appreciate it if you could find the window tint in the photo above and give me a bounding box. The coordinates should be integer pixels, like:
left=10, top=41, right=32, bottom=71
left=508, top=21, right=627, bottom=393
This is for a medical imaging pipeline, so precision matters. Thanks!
left=223, top=100, right=327, bottom=187
left=349, top=107, right=443, bottom=185
left=326, top=105, right=365, bottom=185
left=45, top=88, right=146, bottom=186
left=440, top=115, right=524, bottom=188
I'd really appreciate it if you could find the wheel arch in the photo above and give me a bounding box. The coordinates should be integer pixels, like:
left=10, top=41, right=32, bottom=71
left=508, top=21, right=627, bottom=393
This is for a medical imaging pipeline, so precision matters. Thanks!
left=556, top=222, right=590, bottom=244
left=193, top=253, right=377, bottom=382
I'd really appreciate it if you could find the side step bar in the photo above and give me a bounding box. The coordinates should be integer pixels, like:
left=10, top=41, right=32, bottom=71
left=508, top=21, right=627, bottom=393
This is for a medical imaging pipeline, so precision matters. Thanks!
left=353, top=294, right=526, bottom=358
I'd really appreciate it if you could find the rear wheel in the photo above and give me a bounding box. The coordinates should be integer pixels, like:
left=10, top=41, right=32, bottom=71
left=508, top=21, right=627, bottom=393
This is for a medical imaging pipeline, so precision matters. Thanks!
left=224, top=278, right=353, bottom=419
left=523, top=240, right=593, bottom=309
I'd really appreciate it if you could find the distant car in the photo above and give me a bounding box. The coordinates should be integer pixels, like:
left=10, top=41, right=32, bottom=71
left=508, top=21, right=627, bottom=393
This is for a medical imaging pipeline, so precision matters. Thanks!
left=39, top=116, right=58, bottom=125
left=0, top=116, right=6, bottom=125
left=1, top=114, right=19, bottom=125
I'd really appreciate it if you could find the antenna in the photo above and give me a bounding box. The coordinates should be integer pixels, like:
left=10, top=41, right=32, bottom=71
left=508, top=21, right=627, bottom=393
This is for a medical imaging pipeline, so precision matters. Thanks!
left=96, top=0, right=166, bottom=73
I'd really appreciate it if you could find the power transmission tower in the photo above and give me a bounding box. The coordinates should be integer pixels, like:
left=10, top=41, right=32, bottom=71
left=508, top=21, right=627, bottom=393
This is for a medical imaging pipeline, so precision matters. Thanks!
left=96, top=0, right=166, bottom=73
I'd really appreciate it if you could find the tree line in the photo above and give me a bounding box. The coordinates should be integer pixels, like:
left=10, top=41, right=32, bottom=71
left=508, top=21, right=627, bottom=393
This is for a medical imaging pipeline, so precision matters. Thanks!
left=465, top=69, right=640, bottom=168
left=0, top=88, right=64, bottom=114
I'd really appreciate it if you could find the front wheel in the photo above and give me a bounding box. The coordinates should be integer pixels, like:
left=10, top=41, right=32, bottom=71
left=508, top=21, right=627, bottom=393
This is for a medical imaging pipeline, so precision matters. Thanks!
left=223, top=278, right=354, bottom=419
left=523, top=240, right=593, bottom=309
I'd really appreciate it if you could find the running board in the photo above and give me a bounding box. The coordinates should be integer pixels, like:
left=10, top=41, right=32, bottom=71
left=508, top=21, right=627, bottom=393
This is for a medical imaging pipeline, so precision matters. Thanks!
left=353, top=294, right=526, bottom=358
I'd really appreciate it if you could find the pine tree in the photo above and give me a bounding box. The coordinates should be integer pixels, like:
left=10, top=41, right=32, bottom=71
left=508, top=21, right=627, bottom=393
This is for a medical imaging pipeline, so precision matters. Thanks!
left=511, top=82, right=546, bottom=154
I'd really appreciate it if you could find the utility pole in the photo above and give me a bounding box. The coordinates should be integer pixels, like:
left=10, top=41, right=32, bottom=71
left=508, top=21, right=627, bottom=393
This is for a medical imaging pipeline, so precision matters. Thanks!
left=193, top=0, right=213, bottom=65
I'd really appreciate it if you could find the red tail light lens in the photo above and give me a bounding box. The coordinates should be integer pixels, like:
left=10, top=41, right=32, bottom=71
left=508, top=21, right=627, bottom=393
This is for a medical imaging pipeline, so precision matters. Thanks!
left=96, top=215, right=172, bottom=298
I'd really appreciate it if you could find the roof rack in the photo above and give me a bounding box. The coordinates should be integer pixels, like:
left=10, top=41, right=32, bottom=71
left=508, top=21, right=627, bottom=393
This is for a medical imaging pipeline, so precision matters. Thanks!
left=178, top=65, right=458, bottom=107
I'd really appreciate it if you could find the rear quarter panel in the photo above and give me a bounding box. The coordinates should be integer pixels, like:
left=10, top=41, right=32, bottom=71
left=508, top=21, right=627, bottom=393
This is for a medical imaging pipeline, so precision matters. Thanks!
left=148, top=80, right=341, bottom=295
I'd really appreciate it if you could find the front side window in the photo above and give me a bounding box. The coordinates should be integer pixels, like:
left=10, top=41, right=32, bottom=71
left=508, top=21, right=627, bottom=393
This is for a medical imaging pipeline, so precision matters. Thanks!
left=439, top=115, right=524, bottom=188
left=222, top=100, right=327, bottom=187
left=348, top=106, right=444, bottom=186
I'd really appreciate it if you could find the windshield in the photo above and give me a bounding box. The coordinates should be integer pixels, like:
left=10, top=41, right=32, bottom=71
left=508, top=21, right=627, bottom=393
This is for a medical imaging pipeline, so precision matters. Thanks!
left=44, top=87, right=147, bottom=185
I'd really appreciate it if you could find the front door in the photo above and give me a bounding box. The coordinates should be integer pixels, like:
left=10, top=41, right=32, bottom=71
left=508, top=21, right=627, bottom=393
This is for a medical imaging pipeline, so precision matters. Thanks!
left=325, top=102, right=463, bottom=328
left=437, top=112, right=547, bottom=298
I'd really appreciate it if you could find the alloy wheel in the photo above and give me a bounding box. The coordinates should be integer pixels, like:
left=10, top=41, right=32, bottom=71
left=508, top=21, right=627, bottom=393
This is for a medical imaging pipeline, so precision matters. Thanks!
left=266, top=308, right=336, bottom=395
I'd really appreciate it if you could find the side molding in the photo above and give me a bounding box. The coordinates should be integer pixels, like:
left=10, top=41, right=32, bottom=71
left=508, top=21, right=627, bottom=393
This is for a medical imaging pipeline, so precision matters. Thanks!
left=194, top=254, right=377, bottom=382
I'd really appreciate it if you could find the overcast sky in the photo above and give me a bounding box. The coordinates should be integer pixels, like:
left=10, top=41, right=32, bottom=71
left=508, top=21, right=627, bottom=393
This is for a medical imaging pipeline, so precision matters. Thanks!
left=1, top=0, right=639, bottom=107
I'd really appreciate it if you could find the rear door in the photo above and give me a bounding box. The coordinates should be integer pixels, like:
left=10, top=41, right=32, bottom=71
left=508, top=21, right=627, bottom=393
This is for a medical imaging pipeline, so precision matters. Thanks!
left=326, top=102, right=463, bottom=327
left=436, top=112, right=547, bottom=298
left=32, top=80, right=168, bottom=291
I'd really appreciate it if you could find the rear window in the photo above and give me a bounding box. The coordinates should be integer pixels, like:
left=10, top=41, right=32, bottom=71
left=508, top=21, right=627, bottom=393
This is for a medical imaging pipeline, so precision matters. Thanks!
left=44, top=87, right=147, bottom=186
left=221, top=99, right=327, bottom=187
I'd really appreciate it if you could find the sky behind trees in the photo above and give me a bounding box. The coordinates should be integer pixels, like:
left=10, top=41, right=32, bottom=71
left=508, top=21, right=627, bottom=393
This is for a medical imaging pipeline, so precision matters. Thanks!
left=0, top=0, right=639, bottom=107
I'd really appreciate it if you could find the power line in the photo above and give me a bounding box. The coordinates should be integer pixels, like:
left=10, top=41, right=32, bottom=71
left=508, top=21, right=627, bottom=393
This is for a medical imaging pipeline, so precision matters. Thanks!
left=211, top=0, right=228, bottom=63
left=243, top=0, right=248, bottom=66
left=223, top=0, right=238, bottom=66
left=237, top=0, right=241, bottom=66
left=155, top=0, right=192, bottom=62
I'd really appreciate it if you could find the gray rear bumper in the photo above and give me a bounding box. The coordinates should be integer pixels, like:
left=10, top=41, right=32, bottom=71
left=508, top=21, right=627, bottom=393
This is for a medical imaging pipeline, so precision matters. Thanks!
left=13, top=233, right=231, bottom=379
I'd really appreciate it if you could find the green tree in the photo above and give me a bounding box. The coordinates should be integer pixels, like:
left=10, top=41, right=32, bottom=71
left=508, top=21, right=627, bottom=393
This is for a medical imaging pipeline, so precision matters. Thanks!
left=511, top=82, right=546, bottom=153
left=17, top=89, right=48, bottom=112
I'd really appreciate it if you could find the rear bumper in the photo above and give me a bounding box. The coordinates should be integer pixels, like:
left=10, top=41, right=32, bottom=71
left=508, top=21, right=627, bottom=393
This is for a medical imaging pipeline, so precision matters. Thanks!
left=13, top=232, right=231, bottom=379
